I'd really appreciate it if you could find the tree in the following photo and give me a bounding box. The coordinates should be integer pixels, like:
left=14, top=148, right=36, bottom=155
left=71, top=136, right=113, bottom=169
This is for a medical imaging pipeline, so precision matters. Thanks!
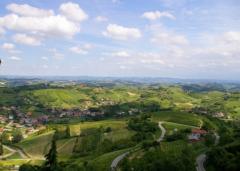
left=1, top=132, right=12, bottom=144
left=42, top=133, right=58, bottom=171
left=105, top=127, right=112, bottom=133
left=12, top=129, right=23, bottom=143
left=66, top=126, right=71, bottom=138
left=205, top=134, right=215, bottom=147
left=19, top=164, right=38, bottom=171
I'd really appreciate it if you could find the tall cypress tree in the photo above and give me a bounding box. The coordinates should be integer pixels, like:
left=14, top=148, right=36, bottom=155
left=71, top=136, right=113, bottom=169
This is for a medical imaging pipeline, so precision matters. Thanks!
left=66, top=126, right=71, bottom=138
left=43, top=133, right=58, bottom=171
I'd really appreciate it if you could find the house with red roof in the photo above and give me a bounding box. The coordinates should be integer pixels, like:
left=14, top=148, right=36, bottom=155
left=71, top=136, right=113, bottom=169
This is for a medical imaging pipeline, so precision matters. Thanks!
left=188, top=129, right=207, bottom=142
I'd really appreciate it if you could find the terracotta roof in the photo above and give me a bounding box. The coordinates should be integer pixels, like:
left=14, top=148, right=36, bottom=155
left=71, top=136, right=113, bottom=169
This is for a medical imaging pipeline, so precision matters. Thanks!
left=192, top=129, right=207, bottom=134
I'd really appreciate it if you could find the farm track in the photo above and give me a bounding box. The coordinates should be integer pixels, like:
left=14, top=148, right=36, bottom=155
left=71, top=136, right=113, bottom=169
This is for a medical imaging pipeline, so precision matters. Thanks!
left=110, top=121, right=165, bottom=171
left=196, top=132, right=220, bottom=171
left=0, top=145, right=30, bottom=159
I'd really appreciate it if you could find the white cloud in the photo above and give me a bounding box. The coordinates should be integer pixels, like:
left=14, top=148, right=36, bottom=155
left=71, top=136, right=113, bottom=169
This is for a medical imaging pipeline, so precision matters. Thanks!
left=222, top=31, right=240, bottom=43
left=0, top=2, right=88, bottom=39
left=42, top=64, right=48, bottom=69
left=0, top=14, right=80, bottom=38
left=142, top=11, right=175, bottom=20
left=0, top=27, right=5, bottom=36
left=195, top=31, right=240, bottom=58
left=1, top=42, right=21, bottom=54
left=53, top=52, right=64, bottom=60
left=13, top=33, right=41, bottom=46
left=95, top=16, right=108, bottom=22
left=111, top=51, right=130, bottom=57
left=137, top=53, right=166, bottom=65
left=120, top=65, right=126, bottom=69
left=69, top=44, right=92, bottom=55
left=2, top=43, right=15, bottom=50
left=10, top=56, right=21, bottom=61
left=49, top=48, right=64, bottom=60
left=151, top=32, right=188, bottom=46
left=6, top=3, right=54, bottom=17
left=140, top=59, right=165, bottom=64
left=59, top=2, right=88, bottom=22
left=69, top=46, right=88, bottom=55
left=41, top=56, right=49, bottom=60
left=103, top=24, right=141, bottom=40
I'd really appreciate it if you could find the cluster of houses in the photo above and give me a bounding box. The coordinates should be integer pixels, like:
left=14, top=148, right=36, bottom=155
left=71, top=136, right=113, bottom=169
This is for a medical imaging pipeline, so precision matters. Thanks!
left=51, top=108, right=105, bottom=118
left=190, top=107, right=227, bottom=119
left=0, top=104, right=141, bottom=133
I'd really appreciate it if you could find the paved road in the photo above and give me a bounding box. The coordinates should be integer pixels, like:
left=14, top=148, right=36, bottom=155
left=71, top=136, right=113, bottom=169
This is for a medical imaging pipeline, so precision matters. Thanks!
left=195, top=132, right=220, bottom=171
left=110, top=152, right=130, bottom=170
left=214, top=132, right=220, bottom=145
left=157, top=122, right=166, bottom=142
left=196, top=154, right=206, bottom=171
left=110, top=121, right=165, bottom=171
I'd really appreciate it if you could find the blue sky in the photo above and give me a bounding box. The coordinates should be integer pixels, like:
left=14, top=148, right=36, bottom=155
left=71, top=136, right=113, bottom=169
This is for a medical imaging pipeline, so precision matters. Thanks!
left=0, top=0, right=240, bottom=80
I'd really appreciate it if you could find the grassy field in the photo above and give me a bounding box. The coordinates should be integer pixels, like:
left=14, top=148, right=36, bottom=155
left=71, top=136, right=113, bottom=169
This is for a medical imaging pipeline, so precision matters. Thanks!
left=3, top=146, right=12, bottom=156
left=68, top=119, right=134, bottom=142
left=5, top=152, right=22, bottom=160
left=163, top=121, right=197, bottom=135
left=0, top=159, right=43, bottom=169
left=152, top=111, right=202, bottom=127
left=161, top=140, right=206, bottom=157
left=57, top=138, right=77, bottom=157
left=30, top=89, right=90, bottom=109
left=17, top=131, right=54, bottom=158
left=28, top=87, right=140, bottom=109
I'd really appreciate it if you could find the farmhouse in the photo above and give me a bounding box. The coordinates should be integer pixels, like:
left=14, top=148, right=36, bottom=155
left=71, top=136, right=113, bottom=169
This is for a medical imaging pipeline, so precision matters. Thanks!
left=188, top=129, right=207, bottom=142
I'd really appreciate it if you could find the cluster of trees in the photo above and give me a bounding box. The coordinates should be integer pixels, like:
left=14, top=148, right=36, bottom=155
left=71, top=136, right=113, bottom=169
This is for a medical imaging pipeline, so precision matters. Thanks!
left=1, top=129, right=23, bottom=144
left=128, top=114, right=158, bottom=142
left=121, top=146, right=195, bottom=171
left=206, top=144, right=240, bottom=171
left=206, top=122, right=240, bottom=171
left=165, top=128, right=191, bottom=142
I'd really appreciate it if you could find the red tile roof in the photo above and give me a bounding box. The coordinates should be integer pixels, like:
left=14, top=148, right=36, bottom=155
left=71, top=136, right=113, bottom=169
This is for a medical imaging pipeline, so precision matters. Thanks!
left=192, top=129, right=207, bottom=134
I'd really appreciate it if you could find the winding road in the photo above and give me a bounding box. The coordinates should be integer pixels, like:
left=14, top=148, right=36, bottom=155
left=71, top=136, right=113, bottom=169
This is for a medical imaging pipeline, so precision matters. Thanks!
left=157, top=122, right=166, bottom=142
left=196, top=154, right=206, bottom=171
left=195, top=132, right=220, bottom=171
left=110, top=121, right=166, bottom=171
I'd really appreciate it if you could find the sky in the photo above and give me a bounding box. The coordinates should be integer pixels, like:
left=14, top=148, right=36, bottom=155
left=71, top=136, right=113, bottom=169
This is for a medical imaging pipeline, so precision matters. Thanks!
left=0, top=0, right=240, bottom=80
